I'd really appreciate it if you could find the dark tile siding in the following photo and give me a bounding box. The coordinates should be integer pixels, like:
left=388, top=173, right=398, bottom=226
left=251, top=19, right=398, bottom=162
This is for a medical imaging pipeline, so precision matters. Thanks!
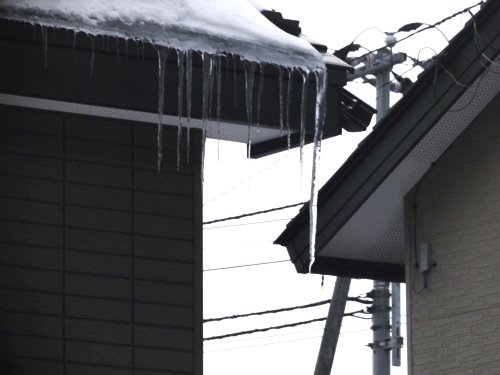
left=0, top=105, right=202, bottom=374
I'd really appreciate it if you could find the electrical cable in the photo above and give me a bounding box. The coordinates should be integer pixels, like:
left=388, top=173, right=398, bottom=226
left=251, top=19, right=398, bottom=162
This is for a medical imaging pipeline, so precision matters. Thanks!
left=204, top=334, right=324, bottom=352
left=204, top=309, right=369, bottom=341
left=204, top=317, right=327, bottom=341
left=351, top=2, right=483, bottom=64
left=203, top=217, right=292, bottom=229
left=203, top=259, right=289, bottom=272
left=204, top=299, right=331, bottom=322
left=204, top=296, right=372, bottom=322
left=203, top=201, right=306, bottom=225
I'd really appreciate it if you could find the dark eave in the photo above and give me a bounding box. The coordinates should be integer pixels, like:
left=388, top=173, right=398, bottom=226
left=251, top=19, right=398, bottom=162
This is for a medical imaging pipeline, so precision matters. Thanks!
left=275, top=0, right=500, bottom=281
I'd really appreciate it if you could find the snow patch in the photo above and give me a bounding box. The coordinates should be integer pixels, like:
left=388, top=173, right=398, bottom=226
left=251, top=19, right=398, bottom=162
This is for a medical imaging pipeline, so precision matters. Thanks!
left=0, top=0, right=325, bottom=70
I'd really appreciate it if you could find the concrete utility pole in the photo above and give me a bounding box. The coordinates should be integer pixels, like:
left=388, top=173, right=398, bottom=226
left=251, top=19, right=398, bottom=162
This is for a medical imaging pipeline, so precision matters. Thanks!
left=347, top=35, right=406, bottom=375
left=313, top=277, right=351, bottom=375
left=369, top=281, right=392, bottom=375
left=391, top=283, right=402, bottom=367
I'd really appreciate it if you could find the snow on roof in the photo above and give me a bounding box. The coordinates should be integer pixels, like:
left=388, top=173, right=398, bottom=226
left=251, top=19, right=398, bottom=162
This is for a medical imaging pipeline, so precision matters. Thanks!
left=0, top=0, right=325, bottom=71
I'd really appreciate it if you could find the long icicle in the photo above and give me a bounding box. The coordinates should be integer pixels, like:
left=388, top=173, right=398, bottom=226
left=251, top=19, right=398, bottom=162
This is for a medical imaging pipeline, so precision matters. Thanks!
left=177, top=50, right=185, bottom=171
left=256, top=63, right=265, bottom=133
left=216, top=55, right=222, bottom=160
left=185, top=50, right=193, bottom=163
left=89, top=36, right=95, bottom=78
left=286, top=69, right=293, bottom=150
left=309, top=69, right=327, bottom=273
left=156, top=47, right=169, bottom=173
left=243, top=61, right=256, bottom=159
left=201, top=52, right=213, bottom=184
left=41, top=25, right=48, bottom=68
left=278, top=68, right=284, bottom=136
left=300, top=72, right=309, bottom=175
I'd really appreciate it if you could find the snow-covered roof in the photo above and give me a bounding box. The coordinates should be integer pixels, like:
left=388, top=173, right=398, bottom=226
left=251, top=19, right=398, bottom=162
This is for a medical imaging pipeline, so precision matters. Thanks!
left=0, top=0, right=325, bottom=71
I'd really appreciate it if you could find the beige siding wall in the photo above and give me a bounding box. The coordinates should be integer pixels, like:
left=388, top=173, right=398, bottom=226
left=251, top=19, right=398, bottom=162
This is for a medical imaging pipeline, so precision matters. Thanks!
left=408, top=94, right=500, bottom=375
left=0, top=105, right=203, bottom=374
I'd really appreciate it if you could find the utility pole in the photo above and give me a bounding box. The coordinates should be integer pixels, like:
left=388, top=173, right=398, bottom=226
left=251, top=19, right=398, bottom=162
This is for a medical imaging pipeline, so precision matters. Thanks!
left=313, top=277, right=351, bottom=375
left=369, top=281, right=392, bottom=375
left=347, top=34, right=406, bottom=375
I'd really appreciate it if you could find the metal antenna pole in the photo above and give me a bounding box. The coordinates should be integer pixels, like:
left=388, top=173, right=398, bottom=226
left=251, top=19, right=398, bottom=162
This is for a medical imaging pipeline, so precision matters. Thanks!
left=313, top=277, right=351, bottom=375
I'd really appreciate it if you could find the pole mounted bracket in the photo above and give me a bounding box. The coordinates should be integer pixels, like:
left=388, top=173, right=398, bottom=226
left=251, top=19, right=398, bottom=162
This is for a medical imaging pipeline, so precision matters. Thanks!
left=369, top=336, right=404, bottom=351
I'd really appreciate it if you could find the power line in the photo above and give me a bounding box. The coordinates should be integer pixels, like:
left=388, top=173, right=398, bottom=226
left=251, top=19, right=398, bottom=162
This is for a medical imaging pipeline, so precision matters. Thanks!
left=203, top=201, right=305, bottom=225
left=204, top=297, right=372, bottom=322
left=203, top=259, right=289, bottom=272
left=203, top=217, right=292, bottom=229
left=204, top=317, right=327, bottom=341
left=204, top=334, right=324, bottom=353
left=204, top=299, right=331, bottom=323
left=351, top=1, right=483, bottom=63
left=204, top=309, right=369, bottom=341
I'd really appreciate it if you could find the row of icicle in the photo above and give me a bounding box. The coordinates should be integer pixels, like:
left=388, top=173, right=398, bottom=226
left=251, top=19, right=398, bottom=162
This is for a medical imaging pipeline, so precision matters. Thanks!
left=38, top=25, right=326, bottom=272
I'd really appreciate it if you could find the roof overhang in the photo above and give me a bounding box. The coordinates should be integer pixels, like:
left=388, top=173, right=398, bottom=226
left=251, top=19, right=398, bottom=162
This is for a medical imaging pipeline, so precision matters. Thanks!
left=0, top=16, right=374, bottom=156
left=275, top=0, right=500, bottom=281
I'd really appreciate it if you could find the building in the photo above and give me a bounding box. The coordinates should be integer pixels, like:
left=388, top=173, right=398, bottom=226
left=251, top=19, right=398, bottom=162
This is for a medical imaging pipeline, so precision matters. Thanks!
left=0, top=1, right=374, bottom=374
left=276, top=1, right=500, bottom=373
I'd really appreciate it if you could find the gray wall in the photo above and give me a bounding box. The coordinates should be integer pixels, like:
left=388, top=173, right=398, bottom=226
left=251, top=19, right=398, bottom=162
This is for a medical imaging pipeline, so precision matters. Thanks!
left=408, top=94, right=500, bottom=374
left=0, top=105, right=203, bottom=375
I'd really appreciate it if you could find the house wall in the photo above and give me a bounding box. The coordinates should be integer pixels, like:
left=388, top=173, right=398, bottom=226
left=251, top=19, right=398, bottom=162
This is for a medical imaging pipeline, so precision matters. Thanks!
left=0, top=105, right=203, bottom=375
left=408, top=94, right=500, bottom=375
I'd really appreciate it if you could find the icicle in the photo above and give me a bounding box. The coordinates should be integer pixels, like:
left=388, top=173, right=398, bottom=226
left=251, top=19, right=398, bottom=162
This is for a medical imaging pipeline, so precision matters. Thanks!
left=116, top=37, right=120, bottom=63
left=156, top=47, right=169, bottom=173
left=208, top=55, right=215, bottom=133
left=232, top=55, right=238, bottom=108
left=300, top=72, right=309, bottom=167
left=141, top=40, right=146, bottom=59
left=104, top=35, right=110, bottom=51
left=177, top=50, right=185, bottom=172
left=278, top=68, right=284, bottom=136
left=243, top=61, right=256, bottom=159
left=309, top=68, right=327, bottom=273
left=256, top=63, right=265, bottom=132
left=89, top=36, right=95, bottom=78
left=185, top=50, right=193, bottom=163
left=201, top=52, right=211, bottom=136
left=200, top=52, right=213, bottom=183
left=285, top=69, right=293, bottom=150
left=124, top=39, right=129, bottom=58
left=216, top=55, right=222, bottom=160
left=41, top=26, right=48, bottom=68
left=72, top=31, right=78, bottom=50
left=201, top=131, right=207, bottom=184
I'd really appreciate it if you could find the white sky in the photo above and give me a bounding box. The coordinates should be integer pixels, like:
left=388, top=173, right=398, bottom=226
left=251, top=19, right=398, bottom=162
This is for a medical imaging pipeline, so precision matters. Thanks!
left=203, top=1, right=478, bottom=374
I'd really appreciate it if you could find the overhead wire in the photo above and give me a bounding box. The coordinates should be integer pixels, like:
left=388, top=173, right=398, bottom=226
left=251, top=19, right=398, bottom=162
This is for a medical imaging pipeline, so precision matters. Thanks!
left=204, top=296, right=372, bottom=322
left=204, top=299, right=331, bottom=323
left=204, top=309, right=370, bottom=341
left=351, top=1, right=483, bottom=63
left=204, top=317, right=327, bottom=341
left=203, top=216, right=292, bottom=229
left=203, top=259, right=289, bottom=272
left=203, top=201, right=306, bottom=225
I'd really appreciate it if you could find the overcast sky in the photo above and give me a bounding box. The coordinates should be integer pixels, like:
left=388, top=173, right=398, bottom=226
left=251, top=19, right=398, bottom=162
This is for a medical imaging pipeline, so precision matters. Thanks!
left=203, top=1, right=478, bottom=374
